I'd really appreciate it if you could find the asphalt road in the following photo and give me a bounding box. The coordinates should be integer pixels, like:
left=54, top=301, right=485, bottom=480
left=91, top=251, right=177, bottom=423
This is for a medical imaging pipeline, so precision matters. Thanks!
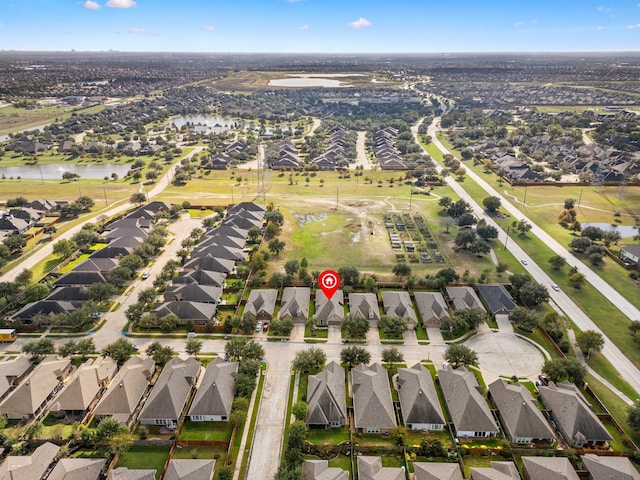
left=421, top=117, right=640, bottom=395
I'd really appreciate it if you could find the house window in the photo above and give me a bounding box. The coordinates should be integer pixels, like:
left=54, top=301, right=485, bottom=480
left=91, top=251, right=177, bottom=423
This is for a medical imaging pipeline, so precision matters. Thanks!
left=221, top=416, right=227, bottom=421
left=366, top=427, right=380, bottom=434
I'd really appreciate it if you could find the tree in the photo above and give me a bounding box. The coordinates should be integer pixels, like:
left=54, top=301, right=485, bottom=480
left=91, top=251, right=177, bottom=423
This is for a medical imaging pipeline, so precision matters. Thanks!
left=455, top=229, right=477, bottom=249
left=125, top=302, right=145, bottom=324
left=495, top=262, right=508, bottom=277
left=284, top=259, right=300, bottom=277
left=3, top=234, right=26, bottom=254
left=342, top=313, right=369, bottom=338
left=378, top=315, right=405, bottom=337
left=548, top=255, right=565, bottom=270
left=76, top=338, right=95, bottom=358
left=14, top=269, right=32, bottom=287
left=23, top=283, right=51, bottom=303
left=137, top=287, right=157, bottom=305
left=292, top=402, right=308, bottom=422
left=518, top=281, right=549, bottom=307
left=268, top=238, right=286, bottom=255
left=476, top=223, right=498, bottom=241
left=513, top=219, right=532, bottom=236
left=454, top=307, right=486, bottom=330
left=444, top=344, right=478, bottom=368
left=218, top=466, right=234, bottom=480
left=185, top=338, right=203, bottom=358
left=569, top=271, right=586, bottom=289
left=470, top=240, right=491, bottom=257
left=58, top=340, right=78, bottom=358
left=107, top=266, right=133, bottom=289
left=225, top=338, right=264, bottom=362
left=564, top=198, right=576, bottom=209
left=436, top=267, right=459, bottom=284
left=52, top=239, right=77, bottom=258
left=75, top=195, right=95, bottom=212
left=293, top=347, right=326, bottom=373
left=510, top=306, right=539, bottom=332
left=628, top=401, right=640, bottom=433
left=391, top=426, right=407, bottom=446
left=265, top=210, right=284, bottom=226
left=22, top=338, right=55, bottom=359
left=576, top=330, right=604, bottom=358
left=130, top=192, right=147, bottom=205
left=88, top=282, right=117, bottom=303
left=392, top=262, right=411, bottom=278
left=542, top=357, right=586, bottom=385
left=338, top=266, right=359, bottom=286
left=340, top=346, right=371, bottom=367
left=247, top=226, right=261, bottom=242
left=482, top=196, right=501, bottom=213
left=569, top=236, right=592, bottom=253
left=102, top=338, right=137, bottom=364
left=382, top=347, right=404, bottom=365
left=146, top=342, right=175, bottom=366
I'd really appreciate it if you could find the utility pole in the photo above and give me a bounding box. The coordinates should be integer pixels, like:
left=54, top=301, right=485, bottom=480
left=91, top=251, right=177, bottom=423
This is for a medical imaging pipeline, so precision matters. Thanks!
left=103, top=187, right=108, bottom=207
left=504, top=225, right=511, bottom=251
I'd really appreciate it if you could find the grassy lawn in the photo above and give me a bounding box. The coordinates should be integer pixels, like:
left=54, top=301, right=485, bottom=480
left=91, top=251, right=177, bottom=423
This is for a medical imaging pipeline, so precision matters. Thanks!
left=405, top=430, right=454, bottom=450
left=116, top=446, right=170, bottom=480
left=306, top=426, right=351, bottom=445
left=179, top=421, right=233, bottom=442
left=305, top=326, right=328, bottom=338
left=328, top=454, right=353, bottom=479
left=173, top=444, right=227, bottom=461
left=37, top=413, right=78, bottom=440
left=462, top=455, right=494, bottom=477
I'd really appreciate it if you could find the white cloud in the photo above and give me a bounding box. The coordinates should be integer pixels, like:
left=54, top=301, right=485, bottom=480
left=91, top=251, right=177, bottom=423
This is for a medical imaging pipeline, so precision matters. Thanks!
left=596, top=25, right=606, bottom=30
left=202, top=25, right=215, bottom=31
left=530, top=19, right=538, bottom=25
left=297, top=24, right=309, bottom=30
left=107, top=0, right=136, bottom=8
left=513, top=21, right=525, bottom=27
left=348, top=17, right=371, bottom=29
left=83, top=1, right=101, bottom=10
left=627, top=24, right=640, bottom=29
left=129, top=27, right=153, bottom=35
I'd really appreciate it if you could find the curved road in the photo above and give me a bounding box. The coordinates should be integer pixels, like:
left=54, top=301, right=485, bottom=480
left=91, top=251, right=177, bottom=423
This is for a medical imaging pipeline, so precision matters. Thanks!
left=418, top=117, right=640, bottom=395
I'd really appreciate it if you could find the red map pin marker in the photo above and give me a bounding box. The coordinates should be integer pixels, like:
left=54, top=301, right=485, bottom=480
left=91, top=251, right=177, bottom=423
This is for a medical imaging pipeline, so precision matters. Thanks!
left=318, top=270, right=341, bottom=300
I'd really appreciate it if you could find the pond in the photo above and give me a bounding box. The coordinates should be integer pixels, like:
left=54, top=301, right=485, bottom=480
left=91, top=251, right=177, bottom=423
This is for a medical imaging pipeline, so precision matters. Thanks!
left=268, top=76, right=346, bottom=87
left=0, top=163, right=132, bottom=180
left=581, top=222, right=639, bottom=238
left=168, top=115, right=237, bottom=130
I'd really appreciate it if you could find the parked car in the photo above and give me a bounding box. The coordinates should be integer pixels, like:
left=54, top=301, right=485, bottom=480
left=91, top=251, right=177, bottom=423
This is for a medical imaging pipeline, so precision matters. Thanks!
left=538, top=374, right=549, bottom=386
left=263, top=322, right=269, bottom=332
left=256, top=321, right=263, bottom=332
left=141, top=271, right=151, bottom=280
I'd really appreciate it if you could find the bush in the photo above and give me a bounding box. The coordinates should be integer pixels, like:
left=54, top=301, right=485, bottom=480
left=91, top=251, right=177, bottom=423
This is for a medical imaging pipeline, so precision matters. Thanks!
left=559, top=340, right=570, bottom=353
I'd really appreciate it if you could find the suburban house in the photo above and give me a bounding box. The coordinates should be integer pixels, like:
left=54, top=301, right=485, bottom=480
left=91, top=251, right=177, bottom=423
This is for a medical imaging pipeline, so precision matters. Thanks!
left=306, top=361, right=347, bottom=429
left=188, top=357, right=238, bottom=422
left=621, top=245, right=640, bottom=267
left=470, top=461, right=520, bottom=480
left=242, top=289, right=278, bottom=322
left=413, top=292, right=450, bottom=328
left=93, top=356, right=155, bottom=424
left=581, top=453, right=640, bottom=480
left=197, top=235, right=245, bottom=250
left=381, top=290, right=418, bottom=330
left=191, top=244, right=247, bottom=262
left=538, top=381, right=612, bottom=448
left=278, top=287, right=310, bottom=323
left=163, top=284, right=222, bottom=304
left=397, top=363, right=446, bottom=431
left=0, top=355, right=31, bottom=401
left=357, top=456, right=405, bottom=480
left=173, top=270, right=227, bottom=288
left=302, top=460, right=348, bottom=480
left=138, top=357, right=202, bottom=426
left=54, top=271, right=108, bottom=287
left=205, top=225, right=248, bottom=241
left=182, top=256, right=236, bottom=274
left=445, top=287, right=487, bottom=312
left=0, top=441, right=60, bottom=480
left=488, top=379, right=555, bottom=445
left=476, top=285, right=517, bottom=322
left=348, top=293, right=381, bottom=325
left=50, top=356, right=118, bottom=417
left=314, top=289, right=344, bottom=326
left=12, top=299, right=78, bottom=324
left=438, top=367, right=498, bottom=438
left=351, top=363, right=396, bottom=434
left=0, top=355, right=72, bottom=420
left=522, top=457, right=579, bottom=480
left=413, top=463, right=463, bottom=480
left=152, top=301, right=217, bottom=325
left=106, top=467, right=156, bottom=480
left=0, top=215, right=30, bottom=234
left=163, top=459, right=216, bottom=480
left=47, top=458, right=107, bottom=480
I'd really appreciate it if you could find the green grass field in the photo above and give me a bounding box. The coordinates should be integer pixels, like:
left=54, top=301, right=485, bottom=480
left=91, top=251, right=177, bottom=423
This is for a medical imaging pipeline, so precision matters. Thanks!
left=116, top=446, right=170, bottom=479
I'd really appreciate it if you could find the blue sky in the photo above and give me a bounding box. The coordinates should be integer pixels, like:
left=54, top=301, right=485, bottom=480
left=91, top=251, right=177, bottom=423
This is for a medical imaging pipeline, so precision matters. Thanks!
left=1, top=0, right=639, bottom=52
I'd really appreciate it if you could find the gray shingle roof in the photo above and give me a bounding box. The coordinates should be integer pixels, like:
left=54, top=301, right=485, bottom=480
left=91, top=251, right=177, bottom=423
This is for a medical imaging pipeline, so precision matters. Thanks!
left=0, top=355, right=71, bottom=418
left=351, top=363, right=396, bottom=430
left=356, top=456, right=405, bottom=480
left=152, top=301, right=217, bottom=323
left=163, top=459, right=215, bottom=480
left=413, top=462, right=463, bottom=480
left=139, top=357, right=201, bottom=423
left=414, top=292, right=450, bottom=327
left=445, top=287, right=486, bottom=312
left=581, top=453, right=640, bottom=480
left=314, top=290, right=344, bottom=325
left=279, top=287, right=310, bottom=322
left=0, top=355, right=31, bottom=400
left=0, top=441, right=60, bottom=480
left=397, top=363, right=445, bottom=428
left=51, top=357, right=117, bottom=412
left=522, top=457, right=579, bottom=480
left=382, top=291, right=418, bottom=326
left=306, top=361, right=347, bottom=427
left=93, top=356, right=155, bottom=423
left=47, top=458, right=107, bottom=480
left=348, top=293, right=380, bottom=322
left=437, top=367, right=498, bottom=436
left=188, top=358, right=237, bottom=418
left=302, top=460, right=348, bottom=480
left=243, top=289, right=278, bottom=319
left=172, top=269, right=227, bottom=287
left=538, top=382, right=612, bottom=446
left=488, top=379, right=554, bottom=442
left=470, top=461, right=519, bottom=480
left=183, top=256, right=235, bottom=274
left=106, top=467, right=156, bottom=480
left=476, top=285, right=516, bottom=315
left=163, top=284, right=222, bottom=304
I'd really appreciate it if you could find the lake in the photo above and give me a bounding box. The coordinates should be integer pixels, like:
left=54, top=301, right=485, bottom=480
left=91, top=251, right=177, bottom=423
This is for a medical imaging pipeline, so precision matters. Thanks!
left=581, top=222, right=639, bottom=238
left=169, top=115, right=237, bottom=130
left=268, top=76, right=346, bottom=87
left=0, top=163, right=132, bottom=180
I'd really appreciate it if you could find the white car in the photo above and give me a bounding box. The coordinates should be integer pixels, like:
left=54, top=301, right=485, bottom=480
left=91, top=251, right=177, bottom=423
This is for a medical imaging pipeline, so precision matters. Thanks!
left=521, top=259, right=528, bottom=265
left=141, top=271, right=151, bottom=280
left=551, top=284, right=560, bottom=291
left=256, top=321, right=263, bottom=332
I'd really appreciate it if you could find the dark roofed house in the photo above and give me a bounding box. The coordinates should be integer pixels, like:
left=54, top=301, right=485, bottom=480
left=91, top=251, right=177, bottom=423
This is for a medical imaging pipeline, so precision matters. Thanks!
left=306, top=361, right=346, bottom=429
left=188, top=357, right=238, bottom=422
left=197, top=234, right=245, bottom=250
left=12, top=300, right=77, bottom=323
left=581, top=453, right=640, bottom=480
left=152, top=301, right=217, bottom=325
left=348, top=293, right=381, bottom=324
left=54, top=271, right=108, bottom=287
left=476, top=285, right=516, bottom=322
left=139, top=357, right=202, bottom=426
left=243, top=289, right=278, bottom=322
left=182, top=256, right=235, bottom=274
left=414, top=292, right=450, bottom=328
left=351, top=363, right=396, bottom=434
left=538, top=381, right=612, bottom=448
left=74, top=257, right=119, bottom=273
left=522, top=457, right=579, bottom=480
left=488, top=379, right=555, bottom=444
left=382, top=290, right=418, bottom=330
left=397, top=363, right=445, bottom=431
left=438, top=367, right=498, bottom=438
left=163, top=284, right=222, bottom=304
left=278, top=287, right=310, bottom=324
left=0, top=215, right=30, bottom=234
left=46, top=286, right=90, bottom=302
left=314, top=289, right=344, bottom=326
left=173, top=270, right=227, bottom=288
left=191, top=245, right=246, bottom=262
